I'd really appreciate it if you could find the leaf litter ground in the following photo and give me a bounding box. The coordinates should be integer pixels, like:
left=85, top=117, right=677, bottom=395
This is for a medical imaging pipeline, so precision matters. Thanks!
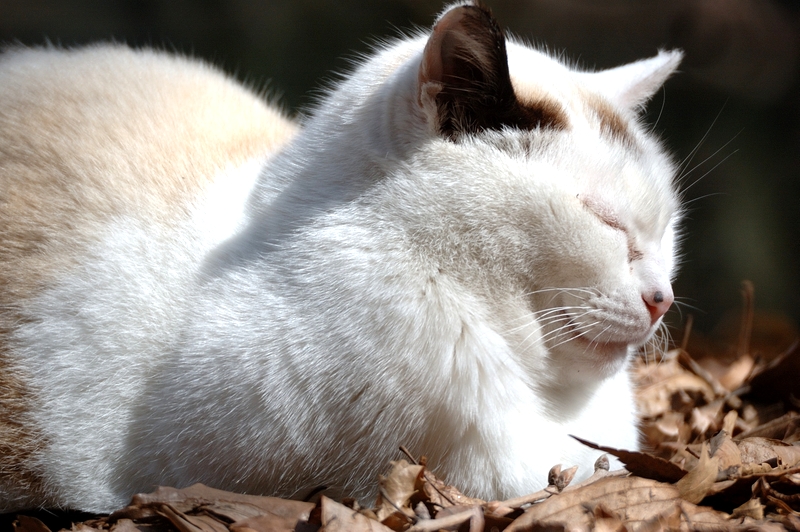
left=8, top=282, right=800, bottom=531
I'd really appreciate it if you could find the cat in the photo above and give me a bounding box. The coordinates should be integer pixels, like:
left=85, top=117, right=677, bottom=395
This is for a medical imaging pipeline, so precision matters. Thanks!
left=0, top=1, right=681, bottom=513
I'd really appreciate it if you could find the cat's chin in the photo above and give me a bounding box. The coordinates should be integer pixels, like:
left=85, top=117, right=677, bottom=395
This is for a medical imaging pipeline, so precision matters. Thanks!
left=555, top=320, right=634, bottom=378
left=555, top=311, right=636, bottom=361
left=571, top=335, right=631, bottom=361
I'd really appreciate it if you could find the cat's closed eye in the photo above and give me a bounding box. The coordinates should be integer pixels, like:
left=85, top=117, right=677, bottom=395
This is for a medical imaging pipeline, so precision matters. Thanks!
left=579, top=195, right=645, bottom=262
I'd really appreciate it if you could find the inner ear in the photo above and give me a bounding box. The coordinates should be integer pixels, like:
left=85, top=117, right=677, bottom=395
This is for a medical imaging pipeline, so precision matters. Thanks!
left=418, top=3, right=564, bottom=139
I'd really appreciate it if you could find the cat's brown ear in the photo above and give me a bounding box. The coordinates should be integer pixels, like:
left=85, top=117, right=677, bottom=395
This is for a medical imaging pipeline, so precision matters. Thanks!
left=418, top=3, right=561, bottom=139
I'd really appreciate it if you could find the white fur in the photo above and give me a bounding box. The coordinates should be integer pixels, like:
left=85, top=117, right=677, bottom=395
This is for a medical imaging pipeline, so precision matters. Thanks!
left=3, top=8, right=681, bottom=513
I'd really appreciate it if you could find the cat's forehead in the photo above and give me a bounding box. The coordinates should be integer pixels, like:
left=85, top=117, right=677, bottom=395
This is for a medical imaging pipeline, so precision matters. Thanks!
left=505, top=42, right=637, bottom=146
left=501, top=43, right=677, bottom=211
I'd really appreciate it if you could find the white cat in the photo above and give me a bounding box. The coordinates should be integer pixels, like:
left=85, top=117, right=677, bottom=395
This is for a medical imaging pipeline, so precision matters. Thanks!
left=0, top=2, right=681, bottom=513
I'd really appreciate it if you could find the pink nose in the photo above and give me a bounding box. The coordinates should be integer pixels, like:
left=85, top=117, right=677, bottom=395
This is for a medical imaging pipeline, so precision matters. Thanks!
left=643, top=288, right=673, bottom=325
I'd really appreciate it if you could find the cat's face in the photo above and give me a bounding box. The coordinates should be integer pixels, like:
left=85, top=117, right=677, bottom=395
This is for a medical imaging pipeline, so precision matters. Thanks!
left=388, top=3, right=681, bottom=380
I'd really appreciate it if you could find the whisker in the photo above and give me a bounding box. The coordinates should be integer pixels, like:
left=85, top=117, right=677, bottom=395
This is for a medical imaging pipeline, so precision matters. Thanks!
left=677, top=101, right=727, bottom=178
left=680, top=148, right=738, bottom=196
left=649, top=86, right=667, bottom=132
left=678, top=128, right=741, bottom=186
left=682, top=192, right=725, bottom=207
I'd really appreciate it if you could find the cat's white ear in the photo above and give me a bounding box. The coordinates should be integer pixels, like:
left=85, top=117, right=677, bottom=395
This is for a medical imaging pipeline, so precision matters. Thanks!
left=590, top=50, right=683, bottom=110
left=417, top=3, right=565, bottom=138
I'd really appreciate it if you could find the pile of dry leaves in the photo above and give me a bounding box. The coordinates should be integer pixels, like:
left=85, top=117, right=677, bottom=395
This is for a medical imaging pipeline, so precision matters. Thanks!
left=12, top=284, right=800, bottom=531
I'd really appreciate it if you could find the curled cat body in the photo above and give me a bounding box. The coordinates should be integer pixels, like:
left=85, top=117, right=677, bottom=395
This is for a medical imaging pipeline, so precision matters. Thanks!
left=0, top=2, right=682, bottom=513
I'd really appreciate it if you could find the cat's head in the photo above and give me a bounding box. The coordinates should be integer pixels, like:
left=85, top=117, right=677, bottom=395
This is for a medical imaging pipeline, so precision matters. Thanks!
left=374, top=2, right=682, bottom=380
left=298, top=2, right=682, bottom=381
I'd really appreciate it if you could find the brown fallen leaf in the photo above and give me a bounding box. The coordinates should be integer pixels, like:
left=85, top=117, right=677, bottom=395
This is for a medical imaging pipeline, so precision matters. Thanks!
left=737, top=437, right=800, bottom=467
left=131, top=484, right=314, bottom=519
left=722, top=353, right=756, bottom=391
left=586, top=504, right=624, bottom=532
left=710, top=431, right=743, bottom=471
left=731, top=497, right=765, bottom=520
left=13, top=516, right=52, bottom=532
left=676, top=442, right=719, bottom=504
left=156, top=503, right=227, bottom=532
left=106, top=519, right=140, bottom=532
left=636, top=353, right=716, bottom=418
left=320, top=497, right=393, bottom=532
left=721, top=410, right=738, bottom=437
left=736, top=411, right=800, bottom=441
left=375, top=459, right=425, bottom=523
left=504, top=476, right=684, bottom=531
left=420, top=468, right=483, bottom=510
left=102, top=483, right=316, bottom=532
left=570, top=435, right=687, bottom=483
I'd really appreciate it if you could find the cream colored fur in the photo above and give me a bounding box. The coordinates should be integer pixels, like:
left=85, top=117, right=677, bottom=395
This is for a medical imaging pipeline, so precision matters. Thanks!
left=0, top=4, right=681, bottom=513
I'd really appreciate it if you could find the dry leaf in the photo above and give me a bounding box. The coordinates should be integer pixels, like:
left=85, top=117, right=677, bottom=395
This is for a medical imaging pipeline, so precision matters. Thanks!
left=641, top=411, right=691, bottom=445
left=587, top=504, right=624, bottom=532
left=737, top=437, right=800, bottom=466
left=676, top=442, right=719, bottom=504
left=721, top=353, right=755, bottom=391
left=712, top=435, right=743, bottom=471
left=108, top=519, right=142, bottom=532
left=570, top=435, right=687, bottom=483
left=731, top=497, right=765, bottom=520
left=722, top=410, right=738, bottom=435
left=420, top=468, right=483, bottom=510
left=504, top=476, right=682, bottom=531
left=320, top=497, right=393, bottom=532
left=375, top=460, right=425, bottom=522
left=12, top=516, right=52, bottom=532
left=636, top=355, right=715, bottom=418
left=736, top=411, right=800, bottom=440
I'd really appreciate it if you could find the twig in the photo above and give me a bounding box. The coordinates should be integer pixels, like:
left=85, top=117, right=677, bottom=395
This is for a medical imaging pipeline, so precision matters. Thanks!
left=737, top=280, right=754, bottom=359
left=407, top=506, right=481, bottom=532
left=677, top=349, right=728, bottom=397
left=399, top=445, right=418, bottom=465
left=681, top=314, right=694, bottom=352
left=493, top=488, right=553, bottom=509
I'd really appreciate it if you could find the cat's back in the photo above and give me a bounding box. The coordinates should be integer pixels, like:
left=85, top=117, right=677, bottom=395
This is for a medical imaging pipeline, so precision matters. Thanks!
left=0, top=44, right=296, bottom=291
left=0, top=44, right=296, bottom=509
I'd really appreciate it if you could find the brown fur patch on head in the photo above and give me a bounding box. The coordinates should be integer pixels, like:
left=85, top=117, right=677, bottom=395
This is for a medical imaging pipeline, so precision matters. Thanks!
left=585, top=93, right=636, bottom=147
left=511, top=80, right=570, bottom=133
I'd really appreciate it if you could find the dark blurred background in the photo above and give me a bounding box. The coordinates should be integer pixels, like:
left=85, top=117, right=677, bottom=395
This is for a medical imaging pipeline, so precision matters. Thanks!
left=2, top=0, right=799, bottom=349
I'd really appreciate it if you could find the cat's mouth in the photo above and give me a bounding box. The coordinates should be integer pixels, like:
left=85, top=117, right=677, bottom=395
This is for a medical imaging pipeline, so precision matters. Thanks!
left=558, top=312, right=631, bottom=358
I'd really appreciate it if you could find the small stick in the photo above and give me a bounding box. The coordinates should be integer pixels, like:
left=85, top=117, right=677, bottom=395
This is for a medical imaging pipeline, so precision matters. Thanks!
left=737, top=280, right=754, bottom=359
left=399, top=445, right=418, bottom=465
left=677, top=349, right=727, bottom=397
left=492, top=488, right=554, bottom=510
left=407, top=507, right=481, bottom=532
left=681, top=314, right=694, bottom=352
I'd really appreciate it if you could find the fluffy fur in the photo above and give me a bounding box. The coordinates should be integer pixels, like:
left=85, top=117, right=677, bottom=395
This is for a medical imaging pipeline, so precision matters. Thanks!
left=0, top=3, right=681, bottom=512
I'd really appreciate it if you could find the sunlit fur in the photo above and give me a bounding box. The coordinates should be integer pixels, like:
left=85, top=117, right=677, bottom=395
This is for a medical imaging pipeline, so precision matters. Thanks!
left=0, top=4, right=681, bottom=512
